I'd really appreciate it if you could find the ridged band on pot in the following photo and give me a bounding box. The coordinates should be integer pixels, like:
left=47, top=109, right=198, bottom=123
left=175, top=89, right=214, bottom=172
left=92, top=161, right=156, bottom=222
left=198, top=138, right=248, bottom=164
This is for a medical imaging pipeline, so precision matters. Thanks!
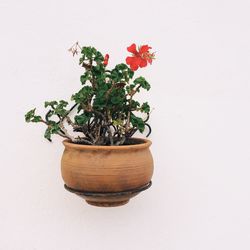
left=61, top=138, right=154, bottom=193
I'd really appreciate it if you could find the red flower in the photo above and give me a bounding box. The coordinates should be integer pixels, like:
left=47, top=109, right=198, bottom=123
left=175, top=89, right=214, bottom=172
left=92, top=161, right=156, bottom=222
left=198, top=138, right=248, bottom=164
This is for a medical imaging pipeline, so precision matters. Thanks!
left=126, top=43, right=155, bottom=71
left=103, top=54, right=109, bottom=66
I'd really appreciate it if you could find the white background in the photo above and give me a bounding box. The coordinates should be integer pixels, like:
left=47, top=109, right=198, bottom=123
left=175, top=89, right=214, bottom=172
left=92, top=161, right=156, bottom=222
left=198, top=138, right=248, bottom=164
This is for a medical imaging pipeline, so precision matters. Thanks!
left=0, top=0, right=250, bottom=249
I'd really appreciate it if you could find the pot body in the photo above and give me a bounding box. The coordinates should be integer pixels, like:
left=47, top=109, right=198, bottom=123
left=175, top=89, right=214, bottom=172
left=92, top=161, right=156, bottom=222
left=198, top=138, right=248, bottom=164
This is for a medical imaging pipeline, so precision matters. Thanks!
left=61, top=138, right=154, bottom=194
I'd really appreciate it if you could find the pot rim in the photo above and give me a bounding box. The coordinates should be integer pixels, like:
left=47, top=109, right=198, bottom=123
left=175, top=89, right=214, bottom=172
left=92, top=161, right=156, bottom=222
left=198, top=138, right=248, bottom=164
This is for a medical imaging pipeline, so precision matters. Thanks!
left=62, top=137, right=152, bottom=151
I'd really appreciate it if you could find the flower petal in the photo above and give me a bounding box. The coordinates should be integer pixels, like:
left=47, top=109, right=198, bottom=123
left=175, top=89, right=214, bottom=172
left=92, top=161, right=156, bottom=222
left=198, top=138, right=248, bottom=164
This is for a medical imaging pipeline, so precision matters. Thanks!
left=130, top=63, right=139, bottom=71
left=133, top=56, right=142, bottom=65
left=139, top=45, right=152, bottom=54
left=126, top=56, right=134, bottom=65
left=127, top=43, right=138, bottom=54
left=139, top=58, right=147, bottom=68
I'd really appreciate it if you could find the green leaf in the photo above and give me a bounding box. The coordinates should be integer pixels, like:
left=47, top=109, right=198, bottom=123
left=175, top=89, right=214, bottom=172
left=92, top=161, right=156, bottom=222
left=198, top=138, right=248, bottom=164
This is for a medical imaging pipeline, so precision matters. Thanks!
left=44, top=101, right=58, bottom=108
left=134, top=76, right=151, bottom=90
left=91, top=47, right=97, bottom=55
left=110, top=70, right=120, bottom=81
left=115, top=63, right=128, bottom=71
left=74, top=113, right=92, bottom=125
left=80, top=71, right=91, bottom=85
left=111, top=96, right=121, bottom=105
left=141, top=102, right=150, bottom=113
left=92, top=83, right=110, bottom=108
left=25, top=108, right=42, bottom=123
left=81, top=46, right=97, bottom=59
left=92, top=64, right=105, bottom=76
left=53, top=100, right=69, bottom=117
left=109, top=88, right=126, bottom=106
left=126, top=84, right=136, bottom=93
left=72, top=86, right=93, bottom=104
left=131, top=100, right=140, bottom=110
left=44, top=128, right=52, bottom=141
left=25, top=108, right=36, bottom=122
left=110, top=64, right=134, bottom=83
left=44, top=122, right=60, bottom=141
left=32, top=116, right=42, bottom=122
left=94, top=51, right=104, bottom=64
left=128, top=69, right=134, bottom=79
left=130, top=114, right=145, bottom=133
left=93, top=96, right=106, bottom=109
left=59, top=100, right=68, bottom=106
left=79, top=57, right=85, bottom=65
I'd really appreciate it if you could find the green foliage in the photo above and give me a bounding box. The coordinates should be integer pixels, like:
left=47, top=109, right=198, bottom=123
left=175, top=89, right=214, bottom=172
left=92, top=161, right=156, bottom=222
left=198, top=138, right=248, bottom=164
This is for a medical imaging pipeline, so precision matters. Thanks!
left=44, top=101, right=58, bottom=108
left=79, top=46, right=105, bottom=66
left=110, top=63, right=134, bottom=83
left=141, top=102, right=150, bottom=113
left=134, top=76, right=151, bottom=90
left=75, top=112, right=92, bottom=125
left=80, top=71, right=92, bottom=85
left=131, top=100, right=140, bottom=110
left=94, top=51, right=104, bottom=64
left=44, top=100, right=69, bottom=117
left=71, top=86, right=93, bottom=104
left=25, top=109, right=42, bottom=123
left=130, top=114, right=145, bottom=133
left=92, top=83, right=109, bottom=109
left=54, top=100, right=68, bottom=116
left=44, top=122, right=60, bottom=141
left=126, top=84, right=136, bottom=93
left=81, top=46, right=97, bottom=59
left=110, top=89, right=126, bottom=106
left=25, top=44, right=153, bottom=145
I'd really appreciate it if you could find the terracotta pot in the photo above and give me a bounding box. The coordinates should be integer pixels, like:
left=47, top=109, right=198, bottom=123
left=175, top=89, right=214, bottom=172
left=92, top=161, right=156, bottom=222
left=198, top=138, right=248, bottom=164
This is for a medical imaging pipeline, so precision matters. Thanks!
left=61, top=138, right=154, bottom=207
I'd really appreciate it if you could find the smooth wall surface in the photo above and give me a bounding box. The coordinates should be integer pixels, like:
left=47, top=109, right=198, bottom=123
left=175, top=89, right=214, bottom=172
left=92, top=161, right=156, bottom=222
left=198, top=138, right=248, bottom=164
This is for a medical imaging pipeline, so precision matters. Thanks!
left=0, top=0, right=250, bottom=249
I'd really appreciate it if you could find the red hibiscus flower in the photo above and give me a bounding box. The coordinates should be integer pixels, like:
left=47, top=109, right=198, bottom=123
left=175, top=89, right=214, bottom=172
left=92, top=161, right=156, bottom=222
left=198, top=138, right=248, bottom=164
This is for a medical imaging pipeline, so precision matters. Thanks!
left=126, top=43, right=155, bottom=71
left=103, top=54, right=109, bottom=66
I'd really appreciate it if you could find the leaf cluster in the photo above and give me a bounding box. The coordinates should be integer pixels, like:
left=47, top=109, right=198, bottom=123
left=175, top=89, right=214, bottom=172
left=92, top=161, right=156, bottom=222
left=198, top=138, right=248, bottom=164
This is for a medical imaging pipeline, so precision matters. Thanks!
left=25, top=46, right=152, bottom=145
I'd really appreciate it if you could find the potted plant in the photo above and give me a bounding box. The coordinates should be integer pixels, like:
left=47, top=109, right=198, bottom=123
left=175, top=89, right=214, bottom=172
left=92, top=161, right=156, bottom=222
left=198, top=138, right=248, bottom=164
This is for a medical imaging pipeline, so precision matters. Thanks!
left=25, top=42, right=155, bottom=207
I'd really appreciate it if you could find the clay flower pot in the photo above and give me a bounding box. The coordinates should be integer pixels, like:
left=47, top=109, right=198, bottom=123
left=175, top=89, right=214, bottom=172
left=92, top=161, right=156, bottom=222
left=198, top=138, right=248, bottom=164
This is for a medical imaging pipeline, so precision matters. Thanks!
left=61, top=138, right=154, bottom=207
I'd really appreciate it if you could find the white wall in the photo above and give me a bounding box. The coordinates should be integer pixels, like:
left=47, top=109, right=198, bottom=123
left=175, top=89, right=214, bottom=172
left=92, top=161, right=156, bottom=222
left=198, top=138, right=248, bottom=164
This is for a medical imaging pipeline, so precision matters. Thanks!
left=0, top=0, right=250, bottom=249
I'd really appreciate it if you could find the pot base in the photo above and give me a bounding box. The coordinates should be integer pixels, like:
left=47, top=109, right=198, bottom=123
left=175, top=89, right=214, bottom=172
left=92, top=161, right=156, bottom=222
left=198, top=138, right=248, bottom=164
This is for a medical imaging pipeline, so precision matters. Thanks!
left=86, top=200, right=129, bottom=207
left=64, top=181, right=152, bottom=207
